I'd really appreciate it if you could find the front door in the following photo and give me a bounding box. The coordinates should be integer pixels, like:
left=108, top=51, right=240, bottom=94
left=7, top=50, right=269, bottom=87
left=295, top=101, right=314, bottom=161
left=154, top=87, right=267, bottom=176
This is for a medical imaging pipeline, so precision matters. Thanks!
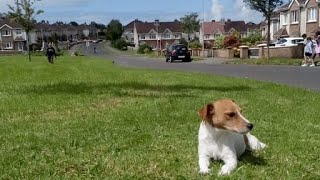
left=17, top=42, right=23, bottom=51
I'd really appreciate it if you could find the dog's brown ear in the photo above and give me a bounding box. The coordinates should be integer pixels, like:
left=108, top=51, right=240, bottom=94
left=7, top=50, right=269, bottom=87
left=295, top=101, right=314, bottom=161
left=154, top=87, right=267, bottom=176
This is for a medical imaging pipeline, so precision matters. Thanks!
left=198, top=103, right=214, bottom=121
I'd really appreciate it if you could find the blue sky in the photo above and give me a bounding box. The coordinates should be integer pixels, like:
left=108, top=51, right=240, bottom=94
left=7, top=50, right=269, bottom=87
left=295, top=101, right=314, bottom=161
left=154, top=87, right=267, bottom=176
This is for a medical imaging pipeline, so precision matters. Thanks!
left=0, top=0, right=265, bottom=25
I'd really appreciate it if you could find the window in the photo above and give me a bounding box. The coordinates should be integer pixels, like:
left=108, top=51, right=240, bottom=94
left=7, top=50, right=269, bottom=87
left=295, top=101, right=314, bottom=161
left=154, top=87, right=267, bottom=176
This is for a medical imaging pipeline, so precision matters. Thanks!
left=174, top=34, right=180, bottom=39
left=164, top=34, right=170, bottom=39
left=140, top=34, right=145, bottom=39
left=291, top=11, right=298, bottom=23
left=308, top=7, right=317, bottom=22
left=130, top=29, right=134, bottom=34
left=149, top=34, right=156, bottom=39
left=4, top=42, right=13, bottom=49
left=205, top=34, right=210, bottom=39
left=214, top=33, right=221, bottom=38
left=16, top=30, right=22, bottom=35
left=2, top=30, right=11, bottom=36
left=283, top=13, right=288, bottom=25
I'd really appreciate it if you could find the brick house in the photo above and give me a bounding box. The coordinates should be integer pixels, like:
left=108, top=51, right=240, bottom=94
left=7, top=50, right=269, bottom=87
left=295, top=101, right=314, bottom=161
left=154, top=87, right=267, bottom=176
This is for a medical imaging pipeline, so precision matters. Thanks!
left=268, top=0, right=320, bottom=40
left=199, top=19, right=260, bottom=45
left=124, top=20, right=191, bottom=49
left=0, top=17, right=27, bottom=51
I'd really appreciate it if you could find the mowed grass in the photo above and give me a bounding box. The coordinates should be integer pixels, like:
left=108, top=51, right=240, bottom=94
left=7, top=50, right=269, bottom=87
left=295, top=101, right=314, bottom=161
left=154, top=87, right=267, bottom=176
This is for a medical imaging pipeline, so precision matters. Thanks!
left=0, top=56, right=319, bottom=179
left=227, top=58, right=304, bottom=66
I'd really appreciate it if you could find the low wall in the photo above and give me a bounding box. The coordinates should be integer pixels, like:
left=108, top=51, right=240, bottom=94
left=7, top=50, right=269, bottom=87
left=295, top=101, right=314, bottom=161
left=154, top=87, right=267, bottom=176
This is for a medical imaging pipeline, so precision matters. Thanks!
left=213, top=48, right=234, bottom=59
left=263, top=45, right=304, bottom=58
left=247, top=44, right=304, bottom=59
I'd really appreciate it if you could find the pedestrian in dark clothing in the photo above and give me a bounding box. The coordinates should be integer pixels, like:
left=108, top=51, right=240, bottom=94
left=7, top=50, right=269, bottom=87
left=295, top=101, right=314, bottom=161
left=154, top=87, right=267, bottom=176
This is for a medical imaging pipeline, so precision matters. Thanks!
left=46, top=43, right=56, bottom=64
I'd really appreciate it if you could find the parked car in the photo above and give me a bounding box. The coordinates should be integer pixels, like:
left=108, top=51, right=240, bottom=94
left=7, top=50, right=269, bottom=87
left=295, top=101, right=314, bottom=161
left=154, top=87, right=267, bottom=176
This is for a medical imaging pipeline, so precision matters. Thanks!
left=165, top=44, right=191, bottom=62
left=275, top=37, right=304, bottom=47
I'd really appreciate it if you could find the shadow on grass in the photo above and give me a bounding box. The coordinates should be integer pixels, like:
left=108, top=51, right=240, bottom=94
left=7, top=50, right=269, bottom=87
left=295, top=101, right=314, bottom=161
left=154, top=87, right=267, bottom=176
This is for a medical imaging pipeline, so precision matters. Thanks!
left=20, top=81, right=251, bottom=98
left=239, top=151, right=267, bottom=166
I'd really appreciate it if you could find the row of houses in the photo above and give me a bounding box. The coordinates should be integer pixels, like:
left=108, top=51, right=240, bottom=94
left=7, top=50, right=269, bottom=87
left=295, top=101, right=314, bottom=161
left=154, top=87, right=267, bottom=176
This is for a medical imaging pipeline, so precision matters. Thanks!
left=123, top=19, right=261, bottom=49
left=0, top=15, right=99, bottom=51
left=266, top=0, right=320, bottom=40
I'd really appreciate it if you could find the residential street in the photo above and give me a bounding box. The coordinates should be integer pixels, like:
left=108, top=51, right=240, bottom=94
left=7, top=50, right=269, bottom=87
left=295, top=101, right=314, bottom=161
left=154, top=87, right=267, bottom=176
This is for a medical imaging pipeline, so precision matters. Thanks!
left=75, top=43, right=320, bottom=92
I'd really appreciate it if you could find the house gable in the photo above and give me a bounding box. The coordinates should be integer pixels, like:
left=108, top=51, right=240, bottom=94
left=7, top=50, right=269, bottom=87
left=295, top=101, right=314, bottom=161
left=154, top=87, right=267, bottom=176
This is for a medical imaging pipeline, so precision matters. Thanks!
left=0, top=24, right=13, bottom=30
left=163, top=28, right=172, bottom=34
left=213, top=29, right=223, bottom=35
left=148, top=29, right=157, bottom=34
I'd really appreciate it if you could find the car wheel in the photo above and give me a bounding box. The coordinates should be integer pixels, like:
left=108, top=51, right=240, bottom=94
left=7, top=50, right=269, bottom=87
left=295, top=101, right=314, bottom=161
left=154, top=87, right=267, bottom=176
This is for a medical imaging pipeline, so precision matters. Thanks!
left=170, top=56, right=174, bottom=63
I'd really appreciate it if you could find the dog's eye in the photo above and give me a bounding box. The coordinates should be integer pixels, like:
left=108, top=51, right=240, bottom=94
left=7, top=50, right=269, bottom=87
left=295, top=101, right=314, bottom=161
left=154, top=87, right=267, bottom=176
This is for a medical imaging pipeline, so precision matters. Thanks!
left=227, top=112, right=236, bottom=118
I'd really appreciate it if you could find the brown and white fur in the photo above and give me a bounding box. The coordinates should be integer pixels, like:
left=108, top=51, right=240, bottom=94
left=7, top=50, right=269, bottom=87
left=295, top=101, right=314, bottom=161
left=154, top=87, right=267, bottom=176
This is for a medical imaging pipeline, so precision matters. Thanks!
left=198, top=99, right=266, bottom=176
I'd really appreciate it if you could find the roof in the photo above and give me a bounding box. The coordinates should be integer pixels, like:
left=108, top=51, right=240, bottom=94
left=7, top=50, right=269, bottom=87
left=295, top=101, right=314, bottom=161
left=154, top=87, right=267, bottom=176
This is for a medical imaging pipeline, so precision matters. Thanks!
left=125, top=19, right=142, bottom=29
left=224, top=21, right=247, bottom=32
left=203, top=21, right=225, bottom=34
left=134, top=21, right=183, bottom=34
left=274, top=27, right=289, bottom=37
left=33, top=23, right=96, bottom=31
left=271, top=11, right=280, bottom=19
left=203, top=20, right=250, bottom=34
left=0, top=17, right=23, bottom=29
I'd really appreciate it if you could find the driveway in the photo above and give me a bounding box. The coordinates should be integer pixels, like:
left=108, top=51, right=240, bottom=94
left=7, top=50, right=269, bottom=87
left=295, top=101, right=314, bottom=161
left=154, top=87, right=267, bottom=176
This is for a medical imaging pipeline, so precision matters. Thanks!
left=74, top=43, right=320, bottom=92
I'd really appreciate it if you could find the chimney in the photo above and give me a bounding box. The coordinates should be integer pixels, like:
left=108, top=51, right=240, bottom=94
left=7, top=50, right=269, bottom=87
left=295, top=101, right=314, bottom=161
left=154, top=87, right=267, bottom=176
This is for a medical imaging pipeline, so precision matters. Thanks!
left=212, top=20, right=215, bottom=22
left=227, top=19, right=231, bottom=22
left=220, top=18, right=225, bottom=25
left=135, top=19, right=139, bottom=22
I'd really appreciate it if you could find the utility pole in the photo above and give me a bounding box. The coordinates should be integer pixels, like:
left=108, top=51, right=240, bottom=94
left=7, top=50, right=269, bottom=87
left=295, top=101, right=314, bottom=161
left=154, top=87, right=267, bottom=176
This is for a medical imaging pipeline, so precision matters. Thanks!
left=202, top=0, right=205, bottom=57
left=154, top=19, right=160, bottom=50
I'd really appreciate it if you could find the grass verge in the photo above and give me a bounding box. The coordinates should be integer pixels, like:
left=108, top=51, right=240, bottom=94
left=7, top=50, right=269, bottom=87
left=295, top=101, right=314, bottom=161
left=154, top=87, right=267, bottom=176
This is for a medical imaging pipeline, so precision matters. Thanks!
left=0, top=55, right=319, bottom=179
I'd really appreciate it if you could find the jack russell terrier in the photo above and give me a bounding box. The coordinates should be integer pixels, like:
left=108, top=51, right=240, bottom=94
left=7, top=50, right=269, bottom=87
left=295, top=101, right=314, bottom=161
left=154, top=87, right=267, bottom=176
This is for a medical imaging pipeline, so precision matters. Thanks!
left=198, top=99, right=266, bottom=176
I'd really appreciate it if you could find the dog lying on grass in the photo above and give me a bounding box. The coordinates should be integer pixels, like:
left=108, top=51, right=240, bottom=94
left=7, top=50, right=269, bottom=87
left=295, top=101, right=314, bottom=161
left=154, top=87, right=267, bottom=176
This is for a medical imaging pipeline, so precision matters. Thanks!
left=198, top=99, right=266, bottom=176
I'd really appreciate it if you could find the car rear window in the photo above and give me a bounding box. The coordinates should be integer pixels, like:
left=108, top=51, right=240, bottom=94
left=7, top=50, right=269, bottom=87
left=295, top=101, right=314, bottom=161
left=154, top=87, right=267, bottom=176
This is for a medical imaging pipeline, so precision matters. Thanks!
left=174, top=45, right=187, bottom=50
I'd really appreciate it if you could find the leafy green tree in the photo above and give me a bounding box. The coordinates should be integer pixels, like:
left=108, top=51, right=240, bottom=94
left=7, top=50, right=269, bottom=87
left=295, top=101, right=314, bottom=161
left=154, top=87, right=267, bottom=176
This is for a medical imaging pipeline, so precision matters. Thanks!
left=70, top=21, right=79, bottom=26
left=106, top=19, right=123, bottom=43
left=180, top=13, right=200, bottom=42
left=8, top=0, right=44, bottom=62
left=244, top=0, right=284, bottom=59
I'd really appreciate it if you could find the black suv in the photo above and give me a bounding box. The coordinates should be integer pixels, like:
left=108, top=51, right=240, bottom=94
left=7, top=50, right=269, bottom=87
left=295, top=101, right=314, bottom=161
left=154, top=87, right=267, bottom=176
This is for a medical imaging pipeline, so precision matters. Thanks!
left=165, top=44, right=191, bottom=62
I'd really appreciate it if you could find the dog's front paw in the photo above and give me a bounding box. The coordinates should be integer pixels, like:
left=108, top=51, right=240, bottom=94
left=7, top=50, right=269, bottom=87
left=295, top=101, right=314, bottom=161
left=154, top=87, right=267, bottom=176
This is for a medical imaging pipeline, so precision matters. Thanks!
left=218, top=165, right=233, bottom=176
left=252, top=141, right=267, bottom=151
left=199, top=168, right=211, bottom=175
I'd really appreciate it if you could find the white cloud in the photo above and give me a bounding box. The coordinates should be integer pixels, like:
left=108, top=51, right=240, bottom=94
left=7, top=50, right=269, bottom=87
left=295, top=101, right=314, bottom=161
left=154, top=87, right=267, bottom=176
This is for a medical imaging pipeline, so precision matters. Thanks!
left=233, top=0, right=262, bottom=22
left=211, top=0, right=223, bottom=21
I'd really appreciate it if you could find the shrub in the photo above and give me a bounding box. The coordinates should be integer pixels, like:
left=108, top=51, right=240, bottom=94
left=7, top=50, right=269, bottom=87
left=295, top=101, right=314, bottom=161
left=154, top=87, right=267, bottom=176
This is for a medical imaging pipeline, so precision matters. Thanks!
left=204, top=42, right=213, bottom=49
left=189, top=41, right=202, bottom=49
left=137, top=44, right=153, bottom=54
left=178, top=38, right=188, bottom=46
left=143, top=48, right=152, bottom=54
left=233, top=48, right=240, bottom=58
left=224, top=34, right=241, bottom=48
left=112, top=38, right=128, bottom=51
left=214, top=36, right=225, bottom=48
left=241, top=30, right=263, bottom=46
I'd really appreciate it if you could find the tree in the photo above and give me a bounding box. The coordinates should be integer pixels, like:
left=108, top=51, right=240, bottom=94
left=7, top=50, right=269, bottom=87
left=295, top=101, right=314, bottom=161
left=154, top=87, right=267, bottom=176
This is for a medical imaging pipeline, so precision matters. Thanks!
left=244, top=0, right=284, bottom=59
left=48, top=32, right=60, bottom=50
left=180, top=13, right=200, bottom=43
left=8, top=0, right=44, bottom=62
left=70, top=21, right=79, bottom=26
left=106, top=19, right=123, bottom=43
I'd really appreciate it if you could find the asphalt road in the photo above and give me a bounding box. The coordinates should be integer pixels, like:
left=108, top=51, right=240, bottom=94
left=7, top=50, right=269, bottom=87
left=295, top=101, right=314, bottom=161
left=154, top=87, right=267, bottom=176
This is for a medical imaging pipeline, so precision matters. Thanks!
left=75, top=43, right=320, bottom=92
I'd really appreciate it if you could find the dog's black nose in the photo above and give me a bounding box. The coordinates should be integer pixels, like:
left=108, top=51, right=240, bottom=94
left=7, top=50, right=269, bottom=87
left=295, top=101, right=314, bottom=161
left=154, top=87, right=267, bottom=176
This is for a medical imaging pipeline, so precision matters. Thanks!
left=247, top=123, right=254, bottom=130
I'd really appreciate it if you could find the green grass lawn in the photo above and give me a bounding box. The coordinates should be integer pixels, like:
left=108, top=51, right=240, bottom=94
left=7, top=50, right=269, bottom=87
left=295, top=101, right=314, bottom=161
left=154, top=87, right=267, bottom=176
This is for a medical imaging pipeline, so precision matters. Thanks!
left=226, top=58, right=304, bottom=66
left=0, top=56, right=319, bottom=179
